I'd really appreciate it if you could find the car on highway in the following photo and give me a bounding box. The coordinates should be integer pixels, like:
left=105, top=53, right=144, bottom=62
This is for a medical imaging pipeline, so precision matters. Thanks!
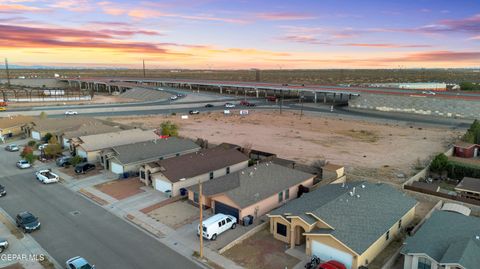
left=224, top=103, right=236, bottom=108
left=75, top=162, right=96, bottom=174
left=240, top=100, right=255, bottom=107
left=170, top=95, right=178, bottom=100
left=176, top=93, right=185, bottom=98
left=56, top=156, right=72, bottom=167
left=204, top=104, right=214, bottom=108
left=65, top=110, right=78, bottom=115
left=66, top=256, right=95, bottom=269
left=0, top=238, right=8, bottom=253
left=35, top=169, right=60, bottom=184
left=16, top=160, right=31, bottom=169
left=5, top=144, right=20, bottom=152
left=0, top=185, right=6, bottom=197
left=422, top=91, right=436, bottom=95
left=189, top=110, right=200, bottom=115
left=16, top=211, right=41, bottom=233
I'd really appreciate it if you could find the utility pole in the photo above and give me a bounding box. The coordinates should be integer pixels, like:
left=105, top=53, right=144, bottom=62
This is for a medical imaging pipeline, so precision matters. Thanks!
left=300, top=95, right=304, bottom=119
left=199, top=180, right=204, bottom=259
left=142, top=59, right=146, bottom=78
left=4, top=58, right=11, bottom=88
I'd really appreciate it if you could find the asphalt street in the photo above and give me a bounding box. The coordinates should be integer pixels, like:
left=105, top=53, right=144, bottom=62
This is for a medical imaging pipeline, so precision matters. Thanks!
left=0, top=147, right=202, bottom=269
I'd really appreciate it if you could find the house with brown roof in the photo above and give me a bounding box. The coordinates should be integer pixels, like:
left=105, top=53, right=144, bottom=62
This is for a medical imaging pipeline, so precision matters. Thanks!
left=453, top=141, right=479, bottom=158
left=455, top=177, right=480, bottom=202
left=0, top=115, right=34, bottom=139
left=61, top=122, right=128, bottom=148
left=23, top=117, right=100, bottom=141
left=139, top=147, right=249, bottom=196
left=71, top=129, right=158, bottom=162
left=188, top=163, right=315, bottom=223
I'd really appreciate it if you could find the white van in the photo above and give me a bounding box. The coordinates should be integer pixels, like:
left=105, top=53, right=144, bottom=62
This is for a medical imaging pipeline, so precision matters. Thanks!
left=197, top=213, right=237, bottom=240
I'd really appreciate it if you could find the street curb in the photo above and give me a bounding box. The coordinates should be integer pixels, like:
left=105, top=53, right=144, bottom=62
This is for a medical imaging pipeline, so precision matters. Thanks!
left=123, top=214, right=164, bottom=238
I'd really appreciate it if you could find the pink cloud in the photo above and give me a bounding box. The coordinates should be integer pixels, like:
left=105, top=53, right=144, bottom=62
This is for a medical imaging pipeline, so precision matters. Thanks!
left=256, top=12, right=315, bottom=21
left=0, top=3, right=46, bottom=13
left=341, top=43, right=431, bottom=48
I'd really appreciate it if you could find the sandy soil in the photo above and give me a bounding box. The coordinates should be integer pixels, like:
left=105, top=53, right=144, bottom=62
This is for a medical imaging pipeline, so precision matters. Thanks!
left=6, top=94, right=138, bottom=107
left=108, top=111, right=460, bottom=183
left=95, top=178, right=145, bottom=200
left=147, top=200, right=200, bottom=229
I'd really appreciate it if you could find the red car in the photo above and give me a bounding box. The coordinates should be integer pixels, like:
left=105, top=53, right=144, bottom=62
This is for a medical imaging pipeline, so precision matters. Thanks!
left=317, top=260, right=346, bottom=269
left=266, top=96, right=277, bottom=102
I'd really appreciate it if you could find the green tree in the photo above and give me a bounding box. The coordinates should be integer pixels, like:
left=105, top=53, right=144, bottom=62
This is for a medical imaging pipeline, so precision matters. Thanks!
left=463, top=120, right=480, bottom=144
left=160, top=121, right=179, bottom=137
left=70, top=155, right=83, bottom=166
left=39, top=111, right=48, bottom=119
left=27, top=140, right=37, bottom=147
left=460, top=82, right=480, bottom=91
left=43, top=133, right=53, bottom=143
left=24, top=153, right=36, bottom=164
left=20, top=146, right=33, bottom=159
left=44, top=136, right=62, bottom=158
left=430, top=153, right=448, bottom=173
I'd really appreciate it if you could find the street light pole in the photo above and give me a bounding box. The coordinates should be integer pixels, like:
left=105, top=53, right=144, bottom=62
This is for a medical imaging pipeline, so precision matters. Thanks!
left=199, top=180, right=204, bottom=259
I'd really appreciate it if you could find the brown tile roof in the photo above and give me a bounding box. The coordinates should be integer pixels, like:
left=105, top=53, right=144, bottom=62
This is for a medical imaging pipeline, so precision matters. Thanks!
left=150, top=147, right=249, bottom=183
left=31, top=117, right=100, bottom=133
left=78, top=129, right=157, bottom=151
left=63, top=123, right=124, bottom=139
left=0, top=115, right=34, bottom=129
left=455, top=177, right=480, bottom=194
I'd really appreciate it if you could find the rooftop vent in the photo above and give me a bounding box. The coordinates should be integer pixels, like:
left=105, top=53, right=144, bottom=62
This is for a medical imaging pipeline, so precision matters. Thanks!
left=249, top=172, right=254, bottom=177
left=361, top=184, right=366, bottom=189
left=356, top=194, right=360, bottom=198
left=349, top=191, right=354, bottom=197
left=476, top=235, right=480, bottom=240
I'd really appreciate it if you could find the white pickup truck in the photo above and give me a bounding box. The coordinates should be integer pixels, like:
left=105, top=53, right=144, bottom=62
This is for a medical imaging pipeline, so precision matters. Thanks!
left=35, top=170, right=60, bottom=184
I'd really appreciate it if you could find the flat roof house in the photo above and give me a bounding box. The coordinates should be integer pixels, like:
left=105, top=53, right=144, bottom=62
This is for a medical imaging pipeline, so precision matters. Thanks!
left=140, top=147, right=249, bottom=197
left=0, top=115, right=34, bottom=139
left=455, top=177, right=480, bottom=202
left=188, top=163, right=315, bottom=223
left=61, top=122, right=126, bottom=149
left=101, top=137, right=200, bottom=176
left=401, top=210, right=480, bottom=269
left=72, top=129, right=158, bottom=162
left=268, top=181, right=417, bottom=269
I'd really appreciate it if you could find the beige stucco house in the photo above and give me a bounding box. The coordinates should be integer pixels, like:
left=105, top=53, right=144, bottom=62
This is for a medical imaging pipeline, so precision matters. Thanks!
left=140, top=147, right=249, bottom=196
left=268, top=182, right=417, bottom=269
left=188, top=162, right=315, bottom=223
left=0, top=115, right=34, bottom=138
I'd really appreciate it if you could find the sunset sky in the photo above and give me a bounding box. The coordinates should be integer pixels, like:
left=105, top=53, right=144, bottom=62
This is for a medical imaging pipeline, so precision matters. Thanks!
left=1, top=0, right=480, bottom=69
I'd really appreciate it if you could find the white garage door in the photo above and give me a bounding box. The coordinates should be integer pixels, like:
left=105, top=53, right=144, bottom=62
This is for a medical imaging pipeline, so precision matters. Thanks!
left=111, top=162, right=124, bottom=174
left=311, top=240, right=353, bottom=269
left=155, top=179, right=172, bottom=193
left=32, top=131, right=41, bottom=140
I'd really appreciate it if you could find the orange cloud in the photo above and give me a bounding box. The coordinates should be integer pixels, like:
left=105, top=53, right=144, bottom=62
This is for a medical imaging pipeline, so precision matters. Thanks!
left=256, top=12, right=315, bottom=21
left=0, top=3, right=46, bottom=13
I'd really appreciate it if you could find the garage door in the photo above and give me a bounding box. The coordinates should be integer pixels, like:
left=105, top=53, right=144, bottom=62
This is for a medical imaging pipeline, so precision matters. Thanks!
left=154, top=179, right=172, bottom=193
left=32, top=131, right=41, bottom=140
left=214, top=201, right=239, bottom=222
left=111, top=162, right=124, bottom=174
left=311, top=240, right=353, bottom=269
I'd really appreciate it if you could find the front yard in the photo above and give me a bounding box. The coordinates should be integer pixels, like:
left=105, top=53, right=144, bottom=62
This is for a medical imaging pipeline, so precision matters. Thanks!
left=222, top=228, right=300, bottom=269
left=95, top=178, right=145, bottom=200
left=147, top=200, right=201, bottom=229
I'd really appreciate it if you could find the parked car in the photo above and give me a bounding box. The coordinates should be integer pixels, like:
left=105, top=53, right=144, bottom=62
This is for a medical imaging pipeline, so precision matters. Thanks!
left=5, top=144, right=19, bottom=152
left=56, top=156, right=71, bottom=167
left=38, top=143, right=49, bottom=151
left=224, top=103, right=236, bottom=108
left=16, top=160, right=31, bottom=169
left=317, top=260, right=347, bottom=269
left=189, top=110, right=200, bottom=115
left=0, top=185, right=6, bottom=197
left=204, top=104, right=214, bottom=108
left=75, top=163, right=96, bottom=174
left=65, top=110, right=78, bottom=115
left=0, top=238, right=8, bottom=253
left=66, top=256, right=95, bottom=269
left=197, top=213, right=236, bottom=240
left=240, top=100, right=255, bottom=107
left=170, top=96, right=178, bottom=100
left=35, top=169, right=59, bottom=184
left=16, top=211, right=41, bottom=233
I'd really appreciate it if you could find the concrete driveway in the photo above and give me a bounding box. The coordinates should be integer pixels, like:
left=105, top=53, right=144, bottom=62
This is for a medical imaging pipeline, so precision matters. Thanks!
left=0, top=149, right=202, bottom=269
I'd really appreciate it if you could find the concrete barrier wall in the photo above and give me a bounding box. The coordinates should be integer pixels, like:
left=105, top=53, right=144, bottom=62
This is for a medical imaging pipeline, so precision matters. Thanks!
left=218, top=221, right=268, bottom=254
left=349, top=93, right=480, bottom=119
left=402, top=147, right=453, bottom=187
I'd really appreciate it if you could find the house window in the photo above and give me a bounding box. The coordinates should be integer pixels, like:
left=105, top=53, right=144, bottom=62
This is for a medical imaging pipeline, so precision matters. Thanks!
left=417, top=257, right=432, bottom=269
left=226, top=167, right=230, bottom=174
left=385, top=230, right=390, bottom=240
left=278, top=192, right=283, bottom=203
left=285, top=189, right=290, bottom=200
left=276, top=223, right=287, bottom=237
left=209, top=172, right=214, bottom=180
left=398, top=219, right=402, bottom=229
left=193, top=192, right=199, bottom=203
left=140, top=170, right=146, bottom=179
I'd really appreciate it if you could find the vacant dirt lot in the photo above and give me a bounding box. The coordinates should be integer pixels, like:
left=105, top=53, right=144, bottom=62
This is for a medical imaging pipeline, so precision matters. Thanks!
left=95, top=178, right=145, bottom=200
left=147, top=200, right=201, bottom=229
left=109, top=111, right=459, bottom=183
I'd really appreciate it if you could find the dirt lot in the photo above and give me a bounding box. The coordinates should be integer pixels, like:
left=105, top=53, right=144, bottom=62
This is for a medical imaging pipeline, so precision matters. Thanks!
left=223, top=228, right=300, bottom=269
left=95, top=178, right=145, bottom=200
left=7, top=94, right=137, bottom=107
left=109, top=111, right=459, bottom=183
left=147, top=200, right=201, bottom=229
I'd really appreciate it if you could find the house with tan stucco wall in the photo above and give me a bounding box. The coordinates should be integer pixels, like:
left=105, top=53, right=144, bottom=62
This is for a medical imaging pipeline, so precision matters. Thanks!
left=268, top=181, right=417, bottom=269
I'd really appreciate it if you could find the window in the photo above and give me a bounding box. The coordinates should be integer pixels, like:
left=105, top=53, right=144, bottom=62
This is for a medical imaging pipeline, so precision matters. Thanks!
left=226, top=218, right=231, bottom=223
left=209, top=172, right=214, bottom=180
left=285, top=189, right=290, bottom=200
left=221, top=220, right=226, bottom=226
left=193, top=192, right=199, bottom=203
left=385, top=230, right=390, bottom=240
left=140, top=171, right=146, bottom=179
left=276, top=223, right=287, bottom=236
left=278, top=192, right=283, bottom=203
left=417, top=257, right=432, bottom=269
left=226, top=167, right=230, bottom=174
left=398, top=219, right=402, bottom=229
left=218, top=222, right=222, bottom=227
